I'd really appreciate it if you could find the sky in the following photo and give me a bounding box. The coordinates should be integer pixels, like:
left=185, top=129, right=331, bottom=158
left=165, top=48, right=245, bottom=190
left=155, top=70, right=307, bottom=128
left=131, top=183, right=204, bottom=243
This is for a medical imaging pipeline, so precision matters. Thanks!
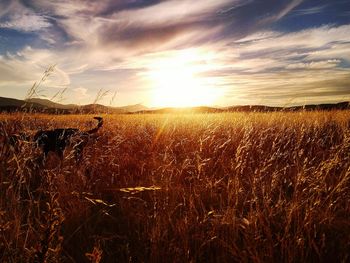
left=0, top=0, right=350, bottom=107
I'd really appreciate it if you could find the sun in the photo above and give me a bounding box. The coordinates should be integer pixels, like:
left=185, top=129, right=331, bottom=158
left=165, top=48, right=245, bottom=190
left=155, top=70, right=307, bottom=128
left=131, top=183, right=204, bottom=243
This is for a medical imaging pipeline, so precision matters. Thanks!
left=146, top=49, right=222, bottom=108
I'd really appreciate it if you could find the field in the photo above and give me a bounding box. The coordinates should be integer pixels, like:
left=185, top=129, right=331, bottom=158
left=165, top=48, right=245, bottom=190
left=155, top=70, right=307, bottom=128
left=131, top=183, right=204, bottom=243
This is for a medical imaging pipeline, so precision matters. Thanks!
left=0, top=111, right=349, bottom=262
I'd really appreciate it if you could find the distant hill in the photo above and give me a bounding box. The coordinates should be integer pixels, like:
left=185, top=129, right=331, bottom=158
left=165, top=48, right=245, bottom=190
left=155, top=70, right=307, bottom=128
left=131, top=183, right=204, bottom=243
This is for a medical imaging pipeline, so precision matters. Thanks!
left=0, top=97, right=42, bottom=108
left=0, top=96, right=149, bottom=114
left=225, top=102, right=350, bottom=112
left=77, top=104, right=125, bottom=114
left=0, top=96, right=349, bottom=114
left=134, top=102, right=350, bottom=114
left=225, top=105, right=279, bottom=112
left=0, top=97, right=49, bottom=112
left=135, top=106, right=224, bottom=114
left=287, top=102, right=350, bottom=111
left=26, top=98, right=76, bottom=109
left=119, top=104, right=149, bottom=113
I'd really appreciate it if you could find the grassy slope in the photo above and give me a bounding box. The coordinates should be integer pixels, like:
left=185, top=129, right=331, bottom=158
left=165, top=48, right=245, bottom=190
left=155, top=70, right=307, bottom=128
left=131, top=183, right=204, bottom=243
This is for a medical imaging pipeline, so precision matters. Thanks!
left=0, top=111, right=349, bottom=262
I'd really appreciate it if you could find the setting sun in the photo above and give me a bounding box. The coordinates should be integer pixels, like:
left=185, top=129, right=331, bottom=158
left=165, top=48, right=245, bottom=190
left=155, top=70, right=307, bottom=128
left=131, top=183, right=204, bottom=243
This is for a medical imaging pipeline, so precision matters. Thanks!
left=146, top=49, right=222, bottom=108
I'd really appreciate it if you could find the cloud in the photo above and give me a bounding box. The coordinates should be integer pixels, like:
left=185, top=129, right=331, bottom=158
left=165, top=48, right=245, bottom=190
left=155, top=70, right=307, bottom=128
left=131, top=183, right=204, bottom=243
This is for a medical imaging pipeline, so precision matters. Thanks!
left=0, top=0, right=15, bottom=17
left=0, top=1, right=51, bottom=32
left=44, top=0, right=242, bottom=51
left=223, top=69, right=350, bottom=106
left=293, top=5, right=327, bottom=16
left=2, top=0, right=304, bottom=53
left=0, top=50, right=43, bottom=83
left=199, top=23, right=350, bottom=105
left=285, top=60, right=341, bottom=69
left=110, top=0, right=234, bottom=27
left=259, top=0, right=304, bottom=23
left=73, top=87, right=89, bottom=100
left=0, top=13, right=51, bottom=32
left=234, top=25, right=350, bottom=57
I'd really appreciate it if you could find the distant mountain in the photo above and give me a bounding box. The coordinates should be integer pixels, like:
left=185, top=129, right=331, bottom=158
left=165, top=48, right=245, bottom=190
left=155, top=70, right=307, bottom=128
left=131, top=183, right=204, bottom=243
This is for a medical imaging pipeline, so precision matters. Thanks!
left=77, top=104, right=125, bottom=114
left=0, top=97, right=48, bottom=112
left=26, top=98, right=76, bottom=109
left=26, top=98, right=149, bottom=113
left=135, top=106, right=224, bottom=114
left=134, top=102, right=350, bottom=114
left=1, top=97, right=40, bottom=108
left=225, top=102, right=350, bottom=112
left=119, top=104, right=149, bottom=113
left=0, top=96, right=349, bottom=114
left=0, top=96, right=149, bottom=113
left=225, top=105, right=279, bottom=112
left=287, top=102, right=350, bottom=111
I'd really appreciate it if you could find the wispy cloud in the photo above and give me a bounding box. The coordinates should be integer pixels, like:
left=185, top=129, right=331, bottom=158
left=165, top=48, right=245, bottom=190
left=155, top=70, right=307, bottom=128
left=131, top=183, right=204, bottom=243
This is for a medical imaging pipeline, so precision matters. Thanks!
left=0, top=13, right=51, bottom=32
left=285, top=60, right=341, bottom=70
left=0, top=1, right=51, bottom=32
left=259, top=0, right=304, bottom=23
left=73, top=87, right=89, bottom=102
left=209, top=23, right=350, bottom=105
left=293, top=5, right=328, bottom=16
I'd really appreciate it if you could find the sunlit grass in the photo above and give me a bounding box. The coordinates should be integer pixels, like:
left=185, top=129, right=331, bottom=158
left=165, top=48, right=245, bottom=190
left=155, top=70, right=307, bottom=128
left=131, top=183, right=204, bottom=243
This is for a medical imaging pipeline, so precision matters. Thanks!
left=0, top=111, right=349, bottom=262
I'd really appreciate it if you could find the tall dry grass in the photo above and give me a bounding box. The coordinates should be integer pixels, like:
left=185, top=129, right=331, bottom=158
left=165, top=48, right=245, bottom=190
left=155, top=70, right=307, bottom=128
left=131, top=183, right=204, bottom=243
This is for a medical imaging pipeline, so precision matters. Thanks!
left=0, top=111, right=349, bottom=262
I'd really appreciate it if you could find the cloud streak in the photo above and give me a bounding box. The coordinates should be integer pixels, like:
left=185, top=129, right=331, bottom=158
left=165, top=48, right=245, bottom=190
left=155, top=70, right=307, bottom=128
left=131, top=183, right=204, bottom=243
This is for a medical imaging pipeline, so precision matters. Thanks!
left=0, top=13, right=50, bottom=32
left=293, top=5, right=327, bottom=16
left=0, top=1, right=51, bottom=32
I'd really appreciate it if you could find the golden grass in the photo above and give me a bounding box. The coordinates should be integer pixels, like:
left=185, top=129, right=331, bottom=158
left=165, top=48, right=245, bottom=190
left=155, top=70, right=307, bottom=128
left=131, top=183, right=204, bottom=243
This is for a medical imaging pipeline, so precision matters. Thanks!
left=0, top=111, right=350, bottom=262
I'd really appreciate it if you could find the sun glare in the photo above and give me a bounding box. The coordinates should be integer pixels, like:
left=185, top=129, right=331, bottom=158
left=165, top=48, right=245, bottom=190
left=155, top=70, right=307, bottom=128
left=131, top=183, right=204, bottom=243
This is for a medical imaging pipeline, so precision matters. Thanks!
left=147, top=49, right=222, bottom=108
